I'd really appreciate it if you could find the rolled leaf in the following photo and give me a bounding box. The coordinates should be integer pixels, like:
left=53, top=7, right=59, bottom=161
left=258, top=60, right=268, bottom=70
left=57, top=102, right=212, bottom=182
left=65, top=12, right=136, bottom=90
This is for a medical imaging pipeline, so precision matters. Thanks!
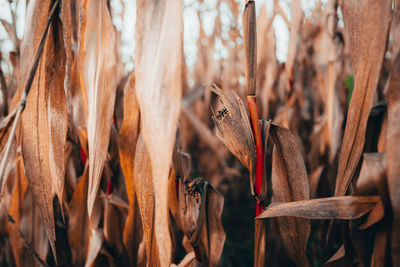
left=78, top=0, right=117, bottom=217
left=135, top=1, right=183, bottom=264
left=335, top=0, right=391, bottom=197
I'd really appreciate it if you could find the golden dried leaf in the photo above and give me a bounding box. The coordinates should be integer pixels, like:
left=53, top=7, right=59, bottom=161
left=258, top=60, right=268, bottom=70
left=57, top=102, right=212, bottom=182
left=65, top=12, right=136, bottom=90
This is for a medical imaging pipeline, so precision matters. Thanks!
left=118, top=73, right=143, bottom=265
left=335, top=0, right=392, bottom=197
left=0, top=108, right=18, bottom=192
left=285, top=0, right=303, bottom=83
left=68, top=166, right=89, bottom=266
left=134, top=133, right=159, bottom=265
left=20, top=0, right=68, bottom=257
left=78, top=0, right=117, bottom=217
left=135, top=1, right=183, bottom=264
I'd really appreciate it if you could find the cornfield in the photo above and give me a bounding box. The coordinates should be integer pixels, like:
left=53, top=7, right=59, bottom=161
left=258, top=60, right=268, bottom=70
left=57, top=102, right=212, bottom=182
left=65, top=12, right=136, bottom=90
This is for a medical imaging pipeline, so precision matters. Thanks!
left=0, top=0, right=398, bottom=266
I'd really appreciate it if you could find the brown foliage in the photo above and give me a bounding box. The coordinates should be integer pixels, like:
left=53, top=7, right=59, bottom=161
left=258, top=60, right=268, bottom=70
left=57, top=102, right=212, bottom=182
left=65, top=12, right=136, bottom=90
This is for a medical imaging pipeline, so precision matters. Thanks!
left=0, top=0, right=399, bottom=266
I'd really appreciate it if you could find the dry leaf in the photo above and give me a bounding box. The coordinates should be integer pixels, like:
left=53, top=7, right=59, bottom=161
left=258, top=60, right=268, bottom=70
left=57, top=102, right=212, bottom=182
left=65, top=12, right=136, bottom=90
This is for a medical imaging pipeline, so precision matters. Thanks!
left=285, top=0, right=303, bottom=84
left=211, top=85, right=256, bottom=193
left=118, top=73, right=143, bottom=265
left=270, top=123, right=310, bottom=266
left=134, top=133, right=159, bottom=265
left=135, top=1, right=183, bottom=264
left=257, top=196, right=382, bottom=221
left=356, top=153, right=387, bottom=197
left=335, top=0, right=392, bottom=197
left=21, top=0, right=68, bottom=257
left=0, top=108, right=18, bottom=192
left=68, top=166, right=90, bottom=266
left=78, top=0, right=117, bottom=217
left=387, top=51, right=400, bottom=265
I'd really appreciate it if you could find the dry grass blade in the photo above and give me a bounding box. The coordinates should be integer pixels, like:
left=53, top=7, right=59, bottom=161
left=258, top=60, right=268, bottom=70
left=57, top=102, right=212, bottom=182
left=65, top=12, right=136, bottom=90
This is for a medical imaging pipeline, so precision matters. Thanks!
left=211, top=85, right=256, bottom=193
left=387, top=51, right=400, bottom=265
left=134, top=133, right=158, bottom=265
left=335, top=0, right=392, bottom=197
left=0, top=108, right=18, bottom=192
left=285, top=0, right=303, bottom=84
left=118, top=73, right=143, bottom=265
left=20, top=0, right=66, bottom=258
left=200, top=184, right=225, bottom=267
left=60, top=0, right=74, bottom=114
left=135, top=1, right=183, bottom=264
left=68, top=166, right=89, bottom=266
left=257, top=196, right=382, bottom=221
left=270, top=123, right=310, bottom=266
left=78, top=0, right=117, bottom=217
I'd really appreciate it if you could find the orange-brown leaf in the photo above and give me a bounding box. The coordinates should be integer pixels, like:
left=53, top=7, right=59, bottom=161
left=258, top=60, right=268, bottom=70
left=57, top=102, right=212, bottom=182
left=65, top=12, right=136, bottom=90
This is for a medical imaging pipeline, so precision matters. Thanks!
left=20, top=1, right=67, bottom=257
left=78, top=0, right=117, bottom=217
left=257, top=196, right=382, bottom=221
left=387, top=51, right=400, bottom=265
left=335, top=0, right=392, bottom=197
left=135, top=1, right=183, bottom=264
left=270, top=123, right=310, bottom=266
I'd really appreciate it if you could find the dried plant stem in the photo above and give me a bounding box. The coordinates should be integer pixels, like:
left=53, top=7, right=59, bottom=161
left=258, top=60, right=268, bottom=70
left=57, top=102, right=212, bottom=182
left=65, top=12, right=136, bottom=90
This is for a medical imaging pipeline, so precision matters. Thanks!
left=0, top=0, right=59, bottom=186
left=243, top=0, right=264, bottom=216
left=248, top=96, right=264, bottom=215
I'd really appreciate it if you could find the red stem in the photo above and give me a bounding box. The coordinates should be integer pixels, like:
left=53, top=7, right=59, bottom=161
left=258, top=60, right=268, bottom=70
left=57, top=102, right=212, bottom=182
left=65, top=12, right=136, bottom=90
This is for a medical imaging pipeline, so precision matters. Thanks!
left=247, top=96, right=264, bottom=216
left=106, top=179, right=114, bottom=195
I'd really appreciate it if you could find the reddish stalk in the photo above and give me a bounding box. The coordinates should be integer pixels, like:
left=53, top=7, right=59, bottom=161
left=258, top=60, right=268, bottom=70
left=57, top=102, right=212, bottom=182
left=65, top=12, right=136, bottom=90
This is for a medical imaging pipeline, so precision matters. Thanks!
left=243, top=0, right=264, bottom=216
left=247, top=96, right=264, bottom=216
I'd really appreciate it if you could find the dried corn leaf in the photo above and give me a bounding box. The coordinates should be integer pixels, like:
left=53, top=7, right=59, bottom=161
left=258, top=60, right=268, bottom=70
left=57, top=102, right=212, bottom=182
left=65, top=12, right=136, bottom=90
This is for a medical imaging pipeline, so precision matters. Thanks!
left=335, top=0, right=391, bottom=197
left=60, top=0, right=74, bottom=113
left=0, top=108, right=18, bottom=192
left=68, top=166, right=89, bottom=266
left=257, top=196, right=382, bottom=221
left=211, top=85, right=256, bottom=193
left=135, top=1, right=183, bottom=264
left=78, top=0, right=117, bottom=217
left=200, top=183, right=225, bottom=267
left=21, top=0, right=68, bottom=256
left=85, top=228, right=103, bottom=267
left=285, top=0, right=303, bottom=83
left=387, top=51, right=400, bottom=264
left=134, top=133, right=159, bottom=265
left=356, top=153, right=387, bottom=197
left=270, top=123, right=310, bottom=266
left=118, top=73, right=143, bottom=265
